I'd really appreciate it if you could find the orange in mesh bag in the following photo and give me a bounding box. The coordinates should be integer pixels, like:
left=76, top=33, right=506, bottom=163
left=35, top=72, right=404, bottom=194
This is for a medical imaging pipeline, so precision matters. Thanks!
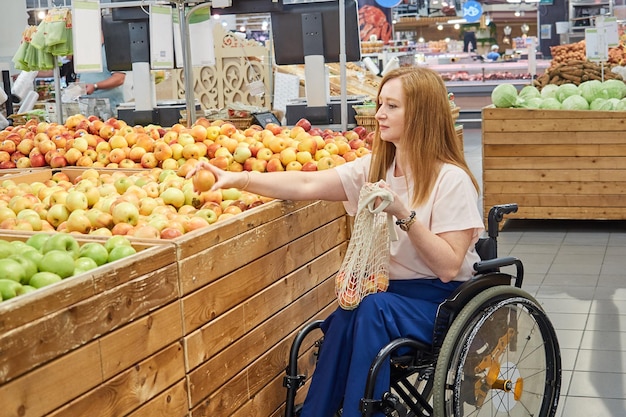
left=336, top=181, right=398, bottom=310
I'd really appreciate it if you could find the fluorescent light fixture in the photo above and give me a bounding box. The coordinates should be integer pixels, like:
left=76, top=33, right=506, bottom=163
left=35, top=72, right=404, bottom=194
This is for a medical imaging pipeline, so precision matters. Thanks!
left=506, top=0, right=522, bottom=3
left=447, top=18, right=467, bottom=24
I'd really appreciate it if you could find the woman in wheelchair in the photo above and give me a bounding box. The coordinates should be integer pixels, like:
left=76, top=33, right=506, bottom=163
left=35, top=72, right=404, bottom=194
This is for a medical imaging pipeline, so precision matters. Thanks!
left=188, top=66, right=489, bottom=416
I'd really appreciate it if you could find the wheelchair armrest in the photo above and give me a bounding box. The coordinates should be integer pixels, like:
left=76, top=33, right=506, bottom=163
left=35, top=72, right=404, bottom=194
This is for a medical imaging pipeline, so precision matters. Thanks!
left=473, top=256, right=524, bottom=288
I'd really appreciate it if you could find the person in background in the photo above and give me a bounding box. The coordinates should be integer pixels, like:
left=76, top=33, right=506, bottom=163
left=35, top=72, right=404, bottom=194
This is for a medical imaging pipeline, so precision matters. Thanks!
left=79, top=43, right=125, bottom=116
left=487, top=44, right=501, bottom=61
left=187, top=66, right=484, bottom=417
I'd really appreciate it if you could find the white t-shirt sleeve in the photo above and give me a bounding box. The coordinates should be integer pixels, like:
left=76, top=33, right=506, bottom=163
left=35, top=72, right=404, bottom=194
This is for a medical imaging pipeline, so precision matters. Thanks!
left=334, top=153, right=371, bottom=216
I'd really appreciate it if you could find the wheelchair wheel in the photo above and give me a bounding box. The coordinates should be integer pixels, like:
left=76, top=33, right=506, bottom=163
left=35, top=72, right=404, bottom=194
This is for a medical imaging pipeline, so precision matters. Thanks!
left=432, top=286, right=561, bottom=417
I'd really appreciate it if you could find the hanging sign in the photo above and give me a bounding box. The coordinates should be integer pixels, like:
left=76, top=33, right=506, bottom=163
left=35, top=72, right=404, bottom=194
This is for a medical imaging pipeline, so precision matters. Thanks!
left=150, top=4, right=174, bottom=69
left=72, top=0, right=102, bottom=73
left=463, top=1, right=483, bottom=24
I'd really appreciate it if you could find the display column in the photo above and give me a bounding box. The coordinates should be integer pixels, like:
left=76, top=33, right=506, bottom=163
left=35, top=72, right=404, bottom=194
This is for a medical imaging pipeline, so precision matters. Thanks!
left=537, top=0, right=569, bottom=58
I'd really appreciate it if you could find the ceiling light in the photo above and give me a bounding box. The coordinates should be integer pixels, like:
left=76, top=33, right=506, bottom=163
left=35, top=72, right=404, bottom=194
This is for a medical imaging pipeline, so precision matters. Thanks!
left=514, top=10, right=521, bottom=16
left=437, top=24, right=444, bottom=30
left=448, top=18, right=467, bottom=24
left=454, top=23, right=460, bottom=29
left=38, top=10, right=46, bottom=19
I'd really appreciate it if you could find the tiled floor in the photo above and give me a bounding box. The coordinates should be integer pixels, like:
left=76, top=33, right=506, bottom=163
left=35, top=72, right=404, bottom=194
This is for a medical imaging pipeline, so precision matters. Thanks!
left=464, top=128, right=626, bottom=417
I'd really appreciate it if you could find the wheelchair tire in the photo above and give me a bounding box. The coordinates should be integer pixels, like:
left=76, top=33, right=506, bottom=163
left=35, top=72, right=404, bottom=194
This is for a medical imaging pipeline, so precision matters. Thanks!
left=432, top=286, right=561, bottom=417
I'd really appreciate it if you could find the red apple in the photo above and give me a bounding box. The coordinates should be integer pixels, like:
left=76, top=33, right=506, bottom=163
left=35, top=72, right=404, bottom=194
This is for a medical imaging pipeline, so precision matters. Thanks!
left=295, top=118, right=312, bottom=132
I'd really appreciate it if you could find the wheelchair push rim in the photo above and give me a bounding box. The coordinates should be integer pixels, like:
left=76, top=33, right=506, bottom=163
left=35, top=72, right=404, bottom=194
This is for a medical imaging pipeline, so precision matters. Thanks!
left=432, top=286, right=561, bottom=417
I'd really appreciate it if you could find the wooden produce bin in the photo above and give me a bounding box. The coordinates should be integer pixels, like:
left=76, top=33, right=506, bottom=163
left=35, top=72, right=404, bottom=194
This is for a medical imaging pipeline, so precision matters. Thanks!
left=172, top=199, right=349, bottom=417
left=482, top=107, right=626, bottom=222
left=0, top=236, right=181, bottom=417
left=0, top=166, right=350, bottom=416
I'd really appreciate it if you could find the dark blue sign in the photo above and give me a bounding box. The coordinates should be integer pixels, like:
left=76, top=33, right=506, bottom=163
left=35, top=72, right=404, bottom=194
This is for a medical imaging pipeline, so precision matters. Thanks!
left=463, top=1, right=483, bottom=23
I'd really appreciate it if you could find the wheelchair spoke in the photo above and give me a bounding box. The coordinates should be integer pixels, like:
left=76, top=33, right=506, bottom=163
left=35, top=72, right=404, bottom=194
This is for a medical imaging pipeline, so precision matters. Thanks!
left=433, top=287, right=561, bottom=417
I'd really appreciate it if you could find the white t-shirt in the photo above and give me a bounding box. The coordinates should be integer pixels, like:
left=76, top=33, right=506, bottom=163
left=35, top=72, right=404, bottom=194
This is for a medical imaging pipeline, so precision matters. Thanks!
left=335, top=154, right=484, bottom=281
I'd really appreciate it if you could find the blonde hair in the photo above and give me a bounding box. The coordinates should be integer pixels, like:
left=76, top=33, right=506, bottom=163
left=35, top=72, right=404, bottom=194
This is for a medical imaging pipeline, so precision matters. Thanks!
left=368, top=66, right=479, bottom=206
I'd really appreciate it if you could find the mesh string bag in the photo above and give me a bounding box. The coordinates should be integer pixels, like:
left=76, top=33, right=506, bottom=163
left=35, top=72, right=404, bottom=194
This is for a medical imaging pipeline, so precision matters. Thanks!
left=335, top=181, right=398, bottom=310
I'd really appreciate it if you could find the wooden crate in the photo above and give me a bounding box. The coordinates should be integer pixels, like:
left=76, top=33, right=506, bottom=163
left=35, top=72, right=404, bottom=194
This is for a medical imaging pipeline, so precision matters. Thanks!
left=0, top=198, right=350, bottom=417
left=175, top=199, right=349, bottom=416
left=482, top=106, right=626, bottom=222
left=0, top=235, right=180, bottom=417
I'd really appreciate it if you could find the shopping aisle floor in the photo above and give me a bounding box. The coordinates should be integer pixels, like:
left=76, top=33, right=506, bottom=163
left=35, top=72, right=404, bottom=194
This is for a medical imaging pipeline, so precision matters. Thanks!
left=464, top=128, right=626, bottom=417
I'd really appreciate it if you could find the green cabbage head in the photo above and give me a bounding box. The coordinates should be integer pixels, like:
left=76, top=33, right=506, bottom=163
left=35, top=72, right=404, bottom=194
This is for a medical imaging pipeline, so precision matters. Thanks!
left=561, top=94, right=590, bottom=110
left=491, top=84, right=519, bottom=108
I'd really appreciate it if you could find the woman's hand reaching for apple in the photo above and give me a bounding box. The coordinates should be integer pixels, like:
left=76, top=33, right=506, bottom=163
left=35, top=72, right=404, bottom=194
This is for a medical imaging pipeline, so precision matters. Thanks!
left=186, top=161, right=249, bottom=193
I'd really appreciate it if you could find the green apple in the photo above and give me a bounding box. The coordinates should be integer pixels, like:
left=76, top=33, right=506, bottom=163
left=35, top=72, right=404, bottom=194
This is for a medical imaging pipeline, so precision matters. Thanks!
left=25, top=233, right=52, bottom=251
left=8, top=255, right=38, bottom=284
left=0, top=279, right=22, bottom=300
left=78, top=242, right=109, bottom=266
left=0, top=259, right=26, bottom=283
left=158, top=169, right=178, bottom=183
left=29, top=272, right=62, bottom=289
left=74, top=257, right=99, bottom=274
left=41, top=234, right=80, bottom=258
left=22, top=250, right=44, bottom=269
left=221, top=187, right=242, bottom=201
left=195, top=208, right=218, bottom=224
left=108, top=245, right=137, bottom=263
left=38, top=250, right=75, bottom=278
left=104, top=235, right=132, bottom=253
left=16, top=285, right=37, bottom=296
left=0, top=240, right=16, bottom=258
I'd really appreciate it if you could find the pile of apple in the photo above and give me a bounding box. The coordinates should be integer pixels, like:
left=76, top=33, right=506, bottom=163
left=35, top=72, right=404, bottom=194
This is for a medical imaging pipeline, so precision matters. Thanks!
left=0, top=234, right=137, bottom=302
left=0, top=113, right=372, bottom=172
left=0, top=167, right=268, bottom=238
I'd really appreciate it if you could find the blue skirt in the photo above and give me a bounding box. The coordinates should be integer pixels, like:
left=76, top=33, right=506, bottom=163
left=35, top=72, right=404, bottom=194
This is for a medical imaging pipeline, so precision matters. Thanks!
left=300, top=278, right=463, bottom=417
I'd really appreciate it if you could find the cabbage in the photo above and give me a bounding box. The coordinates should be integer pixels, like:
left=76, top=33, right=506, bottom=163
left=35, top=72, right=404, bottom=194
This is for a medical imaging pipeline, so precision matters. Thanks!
left=540, top=84, right=559, bottom=99
left=519, top=85, right=541, bottom=100
left=556, top=83, right=580, bottom=102
left=520, top=97, right=543, bottom=109
left=602, top=79, right=626, bottom=99
left=561, top=94, right=589, bottom=110
left=491, top=84, right=519, bottom=108
left=608, top=98, right=622, bottom=109
left=614, top=99, right=626, bottom=111
left=578, top=80, right=607, bottom=104
left=590, top=98, right=613, bottom=111
left=539, top=97, right=562, bottom=110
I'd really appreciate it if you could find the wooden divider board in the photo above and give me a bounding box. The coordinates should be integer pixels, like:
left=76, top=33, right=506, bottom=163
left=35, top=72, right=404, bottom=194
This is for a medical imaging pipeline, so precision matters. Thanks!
left=482, top=106, right=626, bottom=222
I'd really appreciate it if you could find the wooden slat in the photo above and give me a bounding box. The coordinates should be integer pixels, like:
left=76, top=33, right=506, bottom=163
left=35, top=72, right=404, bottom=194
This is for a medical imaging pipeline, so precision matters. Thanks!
left=189, top=298, right=336, bottom=417
left=184, top=244, right=343, bottom=371
left=483, top=131, right=626, bottom=145
left=0, top=341, right=102, bottom=417
left=178, top=200, right=347, bottom=295
left=484, top=169, right=626, bottom=182
left=46, top=342, right=185, bottom=417
left=484, top=144, right=626, bottom=157
left=126, top=379, right=189, bottom=417
left=174, top=200, right=313, bottom=260
left=484, top=181, right=626, bottom=195
left=0, top=263, right=178, bottom=384
left=99, top=301, right=184, bottom=380
left=483, top=202, right=626, bottom=221
left=483, top=156, right=626, bottom=170
left=181, top=217, right=347, bottom=336
left=187, top=278, right=336, bottom=407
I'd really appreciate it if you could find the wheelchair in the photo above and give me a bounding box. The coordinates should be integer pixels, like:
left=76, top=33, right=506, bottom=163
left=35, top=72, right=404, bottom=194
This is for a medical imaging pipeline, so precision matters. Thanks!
left=284, top=203, right=562, bottom=417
